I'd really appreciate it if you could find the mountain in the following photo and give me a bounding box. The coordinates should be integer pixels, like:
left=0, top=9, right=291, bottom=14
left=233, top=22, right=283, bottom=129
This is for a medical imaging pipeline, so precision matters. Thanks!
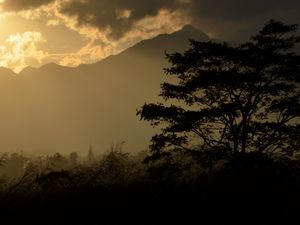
left=0, top=25, right=210, bottom=155
left=0, top=67, right=17, bottom=76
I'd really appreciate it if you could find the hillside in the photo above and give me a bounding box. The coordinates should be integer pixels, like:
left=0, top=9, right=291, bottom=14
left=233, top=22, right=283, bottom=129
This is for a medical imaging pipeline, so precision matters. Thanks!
left=0, top=25, right=210, bottom=154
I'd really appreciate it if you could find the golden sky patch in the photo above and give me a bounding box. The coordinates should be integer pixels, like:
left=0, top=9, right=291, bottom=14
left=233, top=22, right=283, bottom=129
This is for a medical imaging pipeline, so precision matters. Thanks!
left=0, top=31, right=48, bottom=72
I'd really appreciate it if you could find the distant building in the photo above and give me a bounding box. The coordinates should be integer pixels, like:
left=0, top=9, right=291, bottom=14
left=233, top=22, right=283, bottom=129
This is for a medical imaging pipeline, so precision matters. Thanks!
left=88, top=145, right=95, bottom=164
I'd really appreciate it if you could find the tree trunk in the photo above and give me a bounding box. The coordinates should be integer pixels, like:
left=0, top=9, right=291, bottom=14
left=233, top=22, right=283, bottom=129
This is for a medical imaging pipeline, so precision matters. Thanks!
left=241, top=118, right=248, bottom=154
left=233, top=138, right=238, bottom=155
left=241, top=137, right=246, bottom=154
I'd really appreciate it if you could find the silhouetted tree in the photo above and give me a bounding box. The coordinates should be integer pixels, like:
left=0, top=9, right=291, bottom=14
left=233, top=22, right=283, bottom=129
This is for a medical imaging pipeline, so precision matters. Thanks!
left=47, top=153, right=68, bottom=170
left=2, top=153, right=29, bottom=179
left=138, top=20, right=300, bottom=164
left=0, top=153, right=8, bottom=166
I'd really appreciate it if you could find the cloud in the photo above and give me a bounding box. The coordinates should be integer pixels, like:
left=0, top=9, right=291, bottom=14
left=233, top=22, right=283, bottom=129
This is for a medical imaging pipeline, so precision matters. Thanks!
left=1, top=0, right=55, bottom=11
left=188, top=0, right=300, bottom=40
left=51, top=8, right=189, bottom=66
left=1, top=0, right=299, bottom=42
left=58, top=0, right=189, bottom=40
left=1, top=1, right=190, bottom=38
left=56, top=9, right=190, bottom=67
left=190, top=0, right=299, bottom=21
left=56, top=0, right=300, bottom=42
left=46, top=19, right=60, bottom=27
left=0, top=0, right=299, bottom=71
left=0, top=32, right=48, bottom=72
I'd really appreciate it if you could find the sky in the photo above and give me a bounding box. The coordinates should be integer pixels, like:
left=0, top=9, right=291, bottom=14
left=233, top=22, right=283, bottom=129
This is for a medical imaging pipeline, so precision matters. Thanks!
left=0, top=0, right=299, bottom=73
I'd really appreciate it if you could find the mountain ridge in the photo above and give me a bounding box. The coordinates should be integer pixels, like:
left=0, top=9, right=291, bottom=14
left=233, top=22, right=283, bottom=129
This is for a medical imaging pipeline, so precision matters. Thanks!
left=0, top=25, right=210, bottom=154
left=18, top=25, right=207, bottom=75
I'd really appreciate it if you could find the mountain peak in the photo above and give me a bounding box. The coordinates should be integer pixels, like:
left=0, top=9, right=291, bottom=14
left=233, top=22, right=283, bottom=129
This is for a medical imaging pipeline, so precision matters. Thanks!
left=19, top=66, right=36, bottom=75
left=181, top=24, right=197, bottom=32
left=176, top=24, right=209, bottom=40
left=39, top=62, right=71, bottom=72
left=0, top=67, right=16, bottom=76
left=40, top=62, right=60, bottom=69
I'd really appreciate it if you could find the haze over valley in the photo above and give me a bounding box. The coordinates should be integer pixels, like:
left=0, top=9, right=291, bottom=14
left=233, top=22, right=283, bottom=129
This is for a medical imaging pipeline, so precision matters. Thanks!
left=0, top=25, right=210, bottom=154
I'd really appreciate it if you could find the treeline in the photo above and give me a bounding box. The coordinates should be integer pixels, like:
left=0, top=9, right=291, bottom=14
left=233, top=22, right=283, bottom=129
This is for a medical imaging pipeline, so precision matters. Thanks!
left=0, top=146, right=97, bottom=182
left=0, top=146, right=299, bottom=196
left=0, top=148, right=299, bottom=224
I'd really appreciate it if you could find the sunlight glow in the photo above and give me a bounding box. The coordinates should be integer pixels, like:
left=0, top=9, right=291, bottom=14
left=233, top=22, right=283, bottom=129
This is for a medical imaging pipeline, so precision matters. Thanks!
left=0, top=32, right=47, bottom=72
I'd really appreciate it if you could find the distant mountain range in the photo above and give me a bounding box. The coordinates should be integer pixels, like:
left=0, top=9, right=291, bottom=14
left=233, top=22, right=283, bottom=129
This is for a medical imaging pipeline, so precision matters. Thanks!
left=0, top=25, right=210, bottom=155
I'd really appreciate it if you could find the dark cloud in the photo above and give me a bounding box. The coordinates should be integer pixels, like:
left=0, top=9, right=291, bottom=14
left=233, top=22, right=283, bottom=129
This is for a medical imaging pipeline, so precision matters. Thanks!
left=57, top=0, right=300, bottom=41
left=1, top=0, right=55, bottom=11
left=190, top=0, right=299, bottom=21
left=188, top=0, right=300, bottom=41
left=1, top=0, right=299, bottom=41
left=59, top=0, right=185, bottom=39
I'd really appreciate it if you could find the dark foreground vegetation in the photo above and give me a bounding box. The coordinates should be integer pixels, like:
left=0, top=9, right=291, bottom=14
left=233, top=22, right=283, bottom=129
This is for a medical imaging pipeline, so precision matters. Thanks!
left=1, top=20, right=300, bottom=224
left=0, top=149, right=300, bottom=224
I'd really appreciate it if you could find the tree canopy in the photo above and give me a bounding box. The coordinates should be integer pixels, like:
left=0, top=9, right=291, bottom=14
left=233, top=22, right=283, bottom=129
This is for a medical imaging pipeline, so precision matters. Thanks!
left=138, top=20, right=300, bottom=163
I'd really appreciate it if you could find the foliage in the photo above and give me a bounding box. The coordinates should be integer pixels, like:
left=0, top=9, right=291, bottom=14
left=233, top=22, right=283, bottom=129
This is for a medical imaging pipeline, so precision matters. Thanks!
left=138, top=20, right=300, bottom=164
